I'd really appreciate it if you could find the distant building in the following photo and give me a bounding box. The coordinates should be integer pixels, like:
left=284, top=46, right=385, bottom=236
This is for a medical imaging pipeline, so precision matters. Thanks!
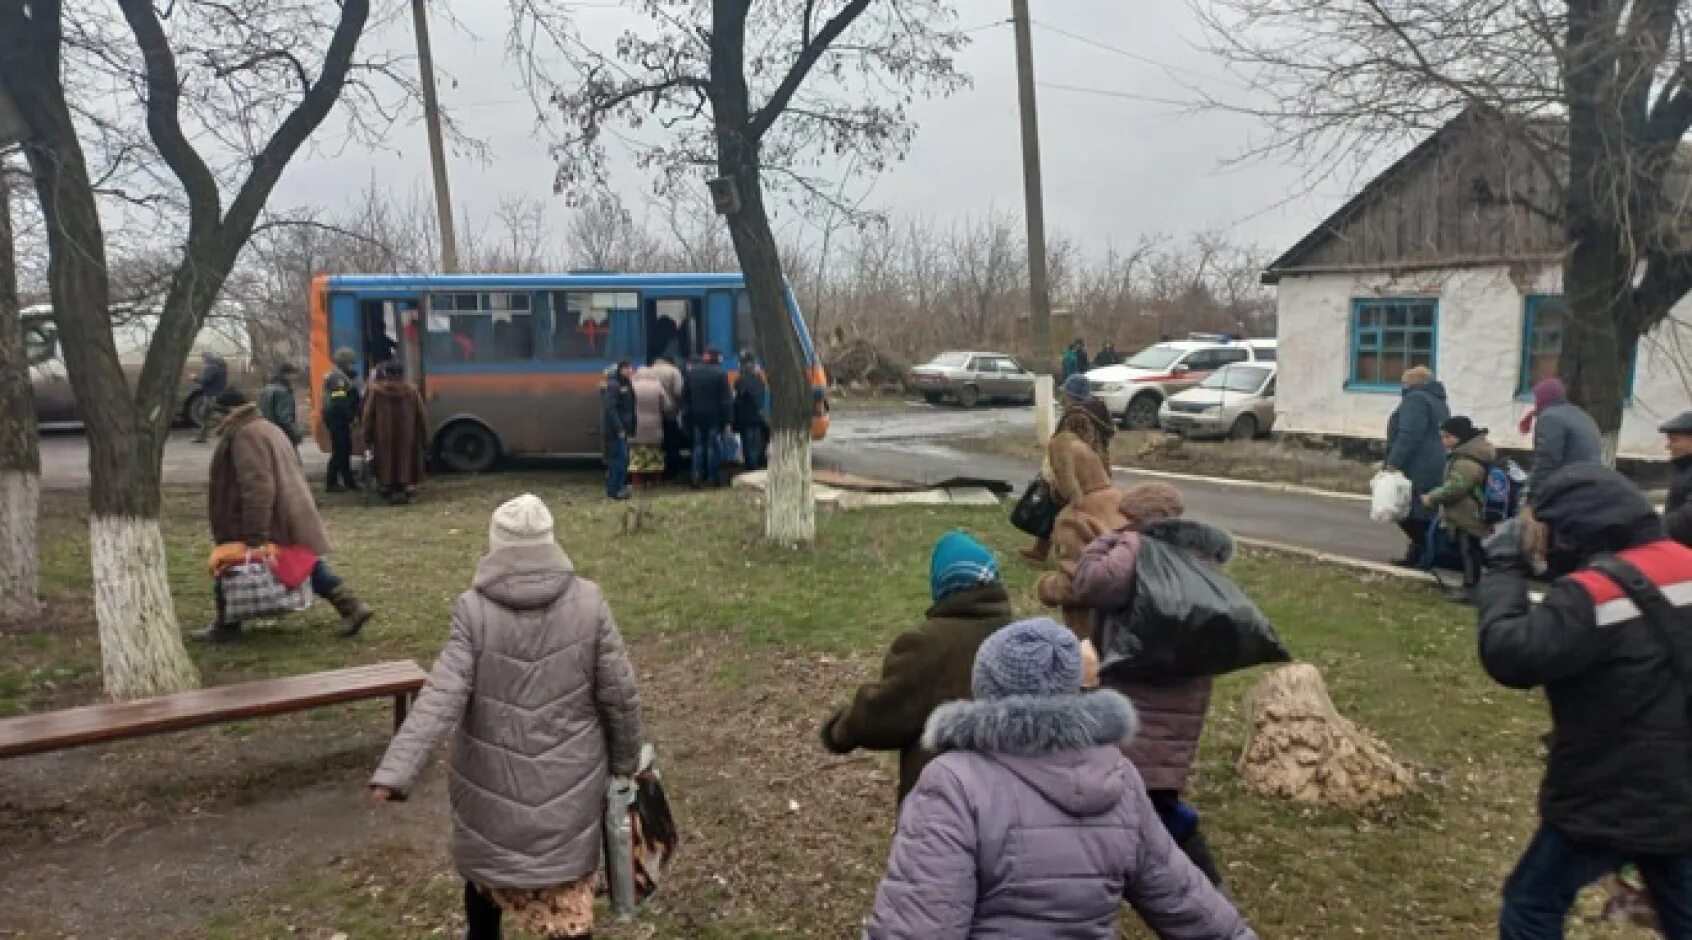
left=1265, top=108, right=1692, bottom=461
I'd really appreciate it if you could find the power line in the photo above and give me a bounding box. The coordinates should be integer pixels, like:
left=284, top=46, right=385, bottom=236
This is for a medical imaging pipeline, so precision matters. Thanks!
left=1036, top=82, right=1190, bottom=109
left=1029, top=20, right=1241, bottom=88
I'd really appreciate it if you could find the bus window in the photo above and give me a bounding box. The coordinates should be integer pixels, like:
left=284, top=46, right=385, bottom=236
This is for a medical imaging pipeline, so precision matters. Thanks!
left=735, top=290, right=757, bottom=354
left=425, top=292, right=534, bottom=364
left=647, top=296, right=700, bottom=364
left=545, top=291, right=636, bottom=361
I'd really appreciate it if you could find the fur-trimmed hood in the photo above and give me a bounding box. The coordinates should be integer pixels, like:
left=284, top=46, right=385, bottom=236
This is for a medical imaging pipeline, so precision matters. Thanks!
left=1140, top=517, right=1234, bottom=564
left=923, top=691, right=1139, bottom=817
left=923, top=689, right=1138, bottom=755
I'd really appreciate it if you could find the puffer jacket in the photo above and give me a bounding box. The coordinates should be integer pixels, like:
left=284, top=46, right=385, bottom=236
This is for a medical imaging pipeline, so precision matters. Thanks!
left=1667, top=455, right=1692, bottom=547
left=1385, top=381, right=1450, bottom=520
left=821, top=584, right=1017, bottom=804
left=1425, top=434, right=1497, bottom=538
left=630, top=373, right=671, bottom=446
left=1477, top=464, right=1692, bottom=854
left=1039, top=432, right=1125, bottom=641
left=371, top=543, right=643, bottom=888
left=1527, top=400, right=1604, bottom=496
left=1071, top=522, right=1228, bottom=792
left=865, top=690, right=1255, bottom=940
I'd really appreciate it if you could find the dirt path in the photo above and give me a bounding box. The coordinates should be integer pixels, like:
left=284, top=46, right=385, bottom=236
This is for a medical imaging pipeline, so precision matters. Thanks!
left=0, top=632, right=894, bottom=939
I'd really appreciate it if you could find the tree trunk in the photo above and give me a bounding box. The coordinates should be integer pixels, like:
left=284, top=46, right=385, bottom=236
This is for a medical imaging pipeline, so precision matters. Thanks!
left=1237, top=663, right=1414, bottom=811
left=0, top=163, right=40, bottom=626
left=712, top=1, right=815, bottom=544
left=3, top=21, right=199, bottom=696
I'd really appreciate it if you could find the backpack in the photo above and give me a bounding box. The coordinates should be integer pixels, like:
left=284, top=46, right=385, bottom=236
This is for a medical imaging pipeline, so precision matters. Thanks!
left=1480, top=459, right=1527, bottom=526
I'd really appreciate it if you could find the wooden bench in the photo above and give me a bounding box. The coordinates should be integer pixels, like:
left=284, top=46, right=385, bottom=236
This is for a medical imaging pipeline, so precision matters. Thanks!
left=0, top=660, right=427, bottom=759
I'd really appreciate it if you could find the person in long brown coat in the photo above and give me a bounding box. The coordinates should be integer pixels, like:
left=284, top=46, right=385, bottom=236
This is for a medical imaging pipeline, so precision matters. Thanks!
left=198, top=389, right=374, bottom=642
left=362, top=362, right=430, bottom=504
left=1037, top=426, right=1126, bottom=643
left=1023, top=375, right=1116, bottom=564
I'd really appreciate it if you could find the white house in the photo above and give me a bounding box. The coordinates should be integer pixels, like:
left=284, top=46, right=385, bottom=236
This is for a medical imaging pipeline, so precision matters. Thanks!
left=1266, top=110, right=1692, bottom=462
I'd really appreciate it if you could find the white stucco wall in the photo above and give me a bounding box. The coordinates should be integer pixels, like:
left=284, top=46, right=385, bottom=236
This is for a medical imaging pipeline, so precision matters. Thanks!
left=1275, top=265, right=1692, bottom=461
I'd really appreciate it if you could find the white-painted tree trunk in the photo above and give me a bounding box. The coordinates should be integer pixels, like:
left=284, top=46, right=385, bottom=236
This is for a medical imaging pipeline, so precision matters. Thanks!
left=1602, top=430, right=1620, bottom=468
left=764, top=426, right=815, bottom=543
left=0, top=471, right=39, bottom=623
left=90, top=515, right=199, bottom=699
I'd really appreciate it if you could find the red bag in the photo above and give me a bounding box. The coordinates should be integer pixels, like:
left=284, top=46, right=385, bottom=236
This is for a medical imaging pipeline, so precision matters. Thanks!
left=268, top=544, right=318, bottom=590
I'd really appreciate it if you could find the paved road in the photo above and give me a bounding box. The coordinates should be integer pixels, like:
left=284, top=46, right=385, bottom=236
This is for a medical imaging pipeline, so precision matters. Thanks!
left=38, top=402, right=1398, bottom=564
left=818, top=403, right=1393, bottom=563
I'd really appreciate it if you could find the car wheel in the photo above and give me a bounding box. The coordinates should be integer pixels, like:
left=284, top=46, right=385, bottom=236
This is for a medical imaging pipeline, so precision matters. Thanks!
left=437, top=422, right=500, bottom=474
left=923, top=392, right=943, bottom=406
left=1229, top=413, right=1259, bottom=442
left=1124, top=394, right=1161, bottom=430
left=184, top=392, right=211, bottom=431
left=957, top=384, right=981, bottom=408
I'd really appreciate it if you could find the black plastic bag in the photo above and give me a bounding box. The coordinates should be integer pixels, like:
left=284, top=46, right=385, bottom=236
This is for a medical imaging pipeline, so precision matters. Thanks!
left=1009, top=477, right=1061, bottom=538
left=1099, top=534, right=1289, bottom=682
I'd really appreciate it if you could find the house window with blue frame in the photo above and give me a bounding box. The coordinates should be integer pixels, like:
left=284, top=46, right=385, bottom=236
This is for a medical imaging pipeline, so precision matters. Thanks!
left=1519, top=295, right=1637, bottom=398
left=1349, top=298, right=1437, bottom=390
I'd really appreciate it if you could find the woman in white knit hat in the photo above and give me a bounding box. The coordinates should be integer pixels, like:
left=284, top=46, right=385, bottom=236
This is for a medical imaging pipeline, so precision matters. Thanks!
left=370, top=493, right=643, bottom=940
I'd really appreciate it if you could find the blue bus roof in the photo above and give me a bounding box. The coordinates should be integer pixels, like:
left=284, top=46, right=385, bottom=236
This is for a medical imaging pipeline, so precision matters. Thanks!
left=325, top=273, right=755, bottom=291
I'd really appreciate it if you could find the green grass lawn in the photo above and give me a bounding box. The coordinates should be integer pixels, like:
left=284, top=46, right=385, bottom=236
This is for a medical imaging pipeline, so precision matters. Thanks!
left=3, top=475, right=1650, bottom=938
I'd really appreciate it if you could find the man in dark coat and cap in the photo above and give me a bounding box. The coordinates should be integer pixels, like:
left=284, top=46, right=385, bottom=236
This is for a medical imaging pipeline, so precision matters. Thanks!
left=1477, top=464, right=1692, bottom=934
left=1663, top=410, right=1692, bottom=547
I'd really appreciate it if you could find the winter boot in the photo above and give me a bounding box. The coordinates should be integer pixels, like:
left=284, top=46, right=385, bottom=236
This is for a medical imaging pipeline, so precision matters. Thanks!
left=193, top=620, right=243, bottom=644
left=327, top=585, right=375, bottom=638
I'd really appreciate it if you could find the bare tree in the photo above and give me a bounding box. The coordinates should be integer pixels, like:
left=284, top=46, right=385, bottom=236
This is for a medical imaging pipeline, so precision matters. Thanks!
left=518, top=0, right=968, bottom=543
left=0, top=154, right=39, bottom=625
left=0, top=0, right=378, bottom=698
left=1201, top=0, right=1692, bottom=452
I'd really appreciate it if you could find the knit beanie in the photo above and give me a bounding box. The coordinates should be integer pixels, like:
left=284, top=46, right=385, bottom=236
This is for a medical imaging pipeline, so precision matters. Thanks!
left=1119, top=481, right=1185, bottom=526
left=1440, top=416, right=1484, bottom=444
left=488, top=494, right=556, bottom=552
left=972, top=618, right=1083, bottom=700
left=1519, top=377, right=1567, bottom=434
left=1061, top=373, right=1092, bottom=401
left=929, top=531, right=1000, bottom=602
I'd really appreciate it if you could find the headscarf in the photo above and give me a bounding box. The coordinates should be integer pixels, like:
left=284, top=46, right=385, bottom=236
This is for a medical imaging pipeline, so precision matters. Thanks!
left=1519, top=377, right=1567, bottom=435
left=1058, top=399, right=1115, bottom=462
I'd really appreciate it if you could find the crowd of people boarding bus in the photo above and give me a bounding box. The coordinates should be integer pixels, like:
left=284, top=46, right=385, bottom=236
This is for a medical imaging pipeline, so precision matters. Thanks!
left=599, top=346, right=771, bottom=500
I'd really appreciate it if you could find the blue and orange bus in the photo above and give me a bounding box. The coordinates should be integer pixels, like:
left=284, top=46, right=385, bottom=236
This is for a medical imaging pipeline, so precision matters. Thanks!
left=309, top=272, right=828, bottom=471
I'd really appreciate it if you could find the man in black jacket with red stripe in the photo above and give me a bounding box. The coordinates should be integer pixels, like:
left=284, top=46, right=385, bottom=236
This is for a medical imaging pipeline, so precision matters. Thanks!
left=1477, top=463, right=1692, bottom=936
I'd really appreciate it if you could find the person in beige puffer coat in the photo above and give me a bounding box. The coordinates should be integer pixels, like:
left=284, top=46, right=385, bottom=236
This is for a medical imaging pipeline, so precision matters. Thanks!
left=370, top=494, right=642, bottom=940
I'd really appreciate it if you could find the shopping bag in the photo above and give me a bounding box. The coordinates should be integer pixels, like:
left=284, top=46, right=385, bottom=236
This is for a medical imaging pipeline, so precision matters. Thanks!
left=1099, top=533, right=1289, bottom=682
left=1009, top=477, right=1061, bottom=538
left=218, top=553, right=314, bottom=621
left=1370, top=470, right=1413, bottom=523
left=716, top=430, right=743, bottom=466
left=603, top=744, right=679, bottom=919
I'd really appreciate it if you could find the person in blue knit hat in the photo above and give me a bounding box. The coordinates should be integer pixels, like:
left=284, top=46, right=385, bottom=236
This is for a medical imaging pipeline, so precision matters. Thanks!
left=820, top=531, right=1017, bottom=807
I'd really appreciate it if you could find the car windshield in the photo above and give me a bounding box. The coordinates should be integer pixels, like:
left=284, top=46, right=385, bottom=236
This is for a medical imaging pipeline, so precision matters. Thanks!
left=1124, top=346, right=1183, bottom=370
left=926, top=352, right=971, bottom=368
left=1199, top=365, right=1272, bottom=393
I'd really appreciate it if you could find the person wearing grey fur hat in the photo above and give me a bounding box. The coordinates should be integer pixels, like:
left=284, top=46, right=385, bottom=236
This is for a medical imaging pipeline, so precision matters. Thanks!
left=371, top=493, right=642, bottom=940
left=865, top=618, right=1255, bottom=940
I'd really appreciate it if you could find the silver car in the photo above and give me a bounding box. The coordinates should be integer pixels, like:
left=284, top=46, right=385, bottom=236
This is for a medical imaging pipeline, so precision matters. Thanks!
left=909, top=351, right=1036, bottom=407
left=1158, top=363, right=1277, bottom=440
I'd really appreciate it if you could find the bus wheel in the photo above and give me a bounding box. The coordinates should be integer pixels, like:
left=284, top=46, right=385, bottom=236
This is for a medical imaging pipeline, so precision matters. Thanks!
left=437, top=422, right=500, bottom=474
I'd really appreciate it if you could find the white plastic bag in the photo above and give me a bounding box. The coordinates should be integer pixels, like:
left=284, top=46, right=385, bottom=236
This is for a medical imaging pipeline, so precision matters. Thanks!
left=1370, top=470, right=1413, bottom=524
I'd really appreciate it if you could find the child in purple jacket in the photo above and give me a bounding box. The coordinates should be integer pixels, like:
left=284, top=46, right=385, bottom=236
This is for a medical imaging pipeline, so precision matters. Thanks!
left=865, top=618, right=1255, bottom=940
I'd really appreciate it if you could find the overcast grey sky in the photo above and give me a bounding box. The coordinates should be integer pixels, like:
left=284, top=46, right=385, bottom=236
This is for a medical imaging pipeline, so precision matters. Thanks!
left=269, top=1, right=1361, bottom=260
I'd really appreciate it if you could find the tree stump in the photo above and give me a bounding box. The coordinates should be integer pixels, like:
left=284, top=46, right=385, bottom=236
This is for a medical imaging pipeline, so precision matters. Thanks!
left=1237, top=663, right=1414, bottom=811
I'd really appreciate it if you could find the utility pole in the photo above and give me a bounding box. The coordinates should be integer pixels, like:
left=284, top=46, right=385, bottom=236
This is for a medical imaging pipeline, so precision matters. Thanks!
left=1011, top=0, right=1054, bottom=378
left=410, top=0, right=459, bottom=272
